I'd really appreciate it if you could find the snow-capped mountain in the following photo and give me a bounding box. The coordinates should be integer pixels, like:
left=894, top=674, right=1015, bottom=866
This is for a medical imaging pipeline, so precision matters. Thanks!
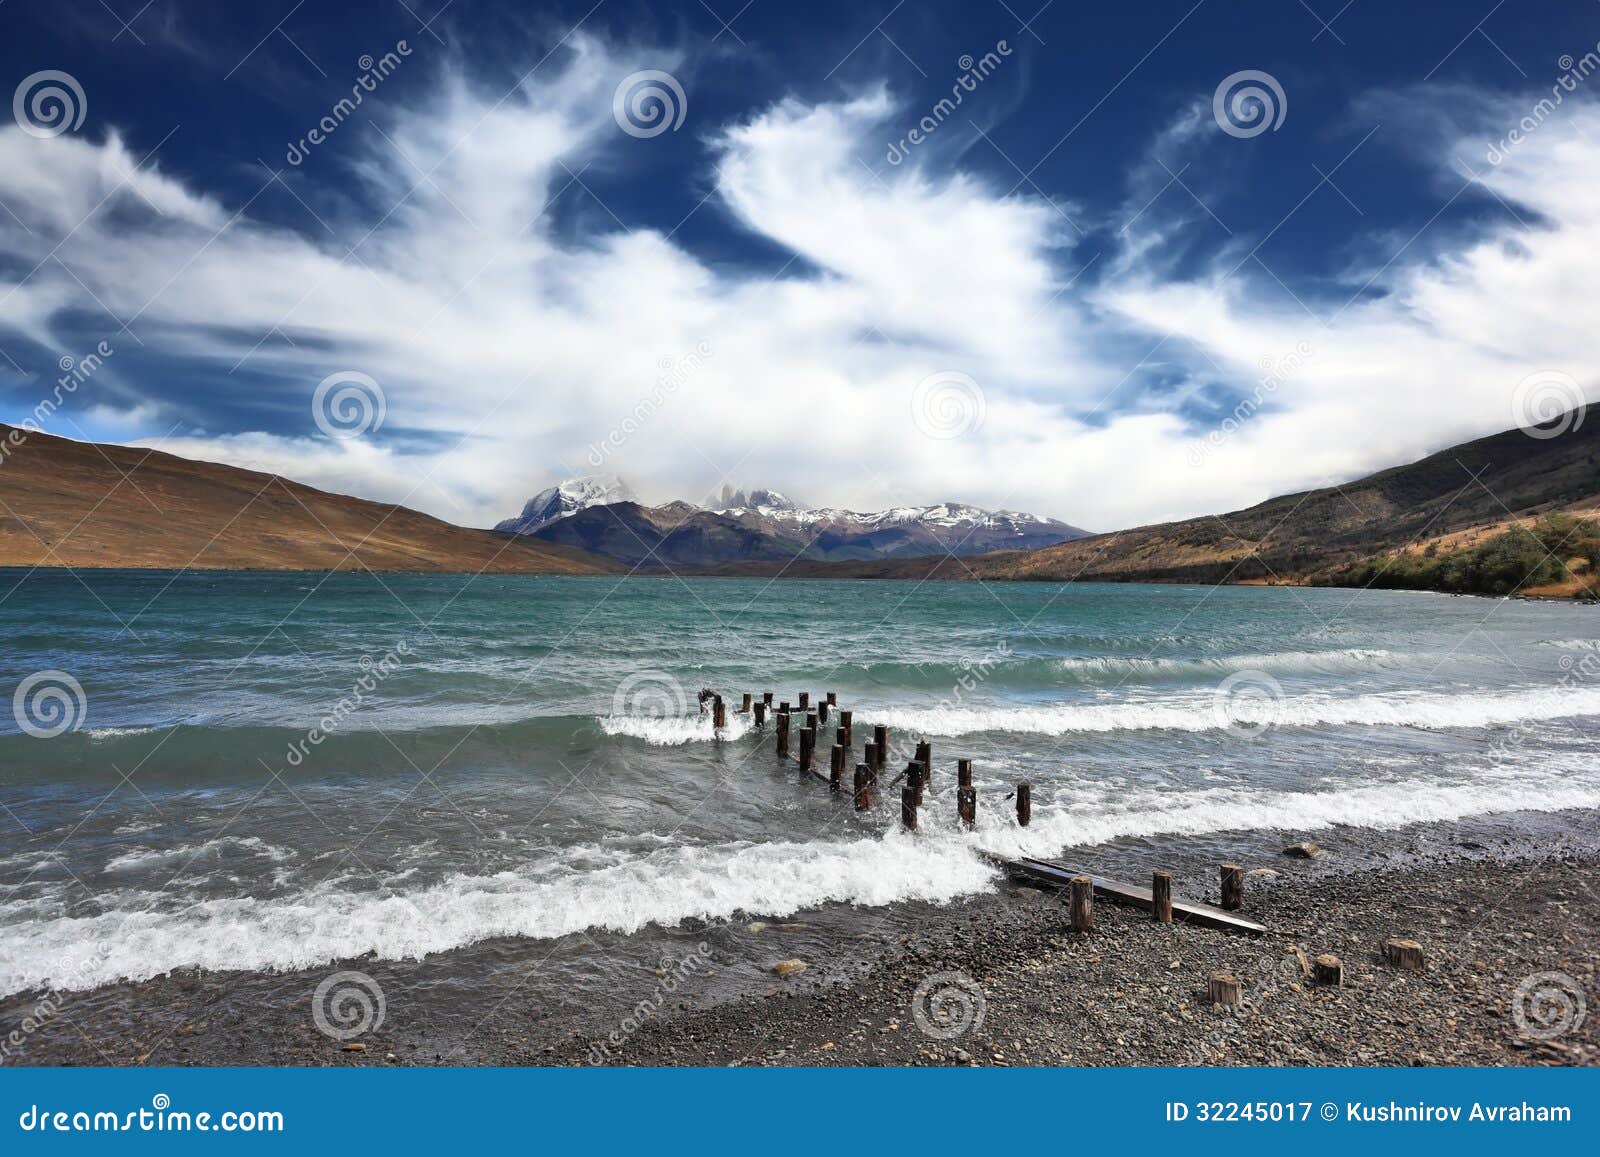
left=494, top=475, right=636, bottom=535
left=498, top=477, right=1088, bottom=565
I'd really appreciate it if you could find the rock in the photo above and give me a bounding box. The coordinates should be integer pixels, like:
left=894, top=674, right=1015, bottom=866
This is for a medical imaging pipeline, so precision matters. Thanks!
left=1247, top=867, right=1280, bottom=879
left=772, top=959, right=807, bottom=978
left=342, top=1042, right=367, bottom=1052
left=747, top=922, right=767, bottom=933
left=1282, top=842, right=1322, bottom=859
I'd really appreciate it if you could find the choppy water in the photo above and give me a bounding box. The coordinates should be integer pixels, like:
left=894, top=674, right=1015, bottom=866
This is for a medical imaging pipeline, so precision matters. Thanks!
left=2, top=570, right=1598, bottom=1005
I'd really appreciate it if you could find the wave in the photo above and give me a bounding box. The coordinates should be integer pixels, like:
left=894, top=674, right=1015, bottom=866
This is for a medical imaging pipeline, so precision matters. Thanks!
left=1051, top=648, right=1401, bottom=682
left=865, top=685, right=1600, bottom=737
left=598, top=712, right=755, bottom=746
left=103, top=836, right=295, bottom=874
left=7, top=756, right=1598, bottom=997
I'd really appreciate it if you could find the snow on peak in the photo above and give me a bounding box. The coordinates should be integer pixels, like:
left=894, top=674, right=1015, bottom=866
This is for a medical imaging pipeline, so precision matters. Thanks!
left=496, top=475, right=636, bottom=534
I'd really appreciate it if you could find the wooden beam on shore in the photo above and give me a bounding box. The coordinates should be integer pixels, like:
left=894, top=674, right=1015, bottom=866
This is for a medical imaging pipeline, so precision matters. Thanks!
left=988, top=855, right=1268, bottom=935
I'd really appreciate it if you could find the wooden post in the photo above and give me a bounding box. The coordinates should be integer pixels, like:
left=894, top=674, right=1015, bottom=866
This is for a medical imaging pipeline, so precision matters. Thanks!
left=872, top=725, right=888, bottom=770
left=753, top=702, right=767, bottom=726
left=712, top=695, right=726, bottom=730
left=1206, top=972, right=1241, bottom=1007
left=829, top=744, right=845, bottom=793
left=779, top=700, right=790, bottom=715
left=901, top=785, right=918, bottom=830
left=776, top=711, right=790, bottom=757
left=957, top=758, right=973, bottom=789
left=826, top=691, right=837, bottom=706
left=863, top=742, right=879, bottom=783
left=1220, top=864, right=1244, bottom=912
left=1015, top=782, right=1031, bottom=827
left=839, top=710, right=852, bottom=748
left=907, top=761, right=926, bottom=806
left=915, top=741, right=931, bottom=785
left=1069, top=875, right=1093, bottom=931
left=763, top=691, right=773, bottom=706
left=957, top=785, right=976, bottom=828
left=854, top=763, right=872, bottom=811
left=805, top=712, right=817, bottom=741
left=740, top=692, right=752, bottom=713
left=799, top=726, right=815, bottom=773
left=835, top=726, right=848, bottom=753
left=1151, top=871, right=1173, bottom=924
left=1313, top=954, right=1342, bottom=986
left=817, top=700, right=830, bottom=725
left=1383, top=939, right=1426, bottom=971
left=798, top=692, right=809, bottom=710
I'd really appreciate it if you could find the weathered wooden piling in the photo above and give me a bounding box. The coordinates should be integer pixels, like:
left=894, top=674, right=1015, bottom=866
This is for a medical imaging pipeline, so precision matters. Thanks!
left=779, top=700, right=790, bottom=715
left=1151, top=870, right=1173, bottom=923
left=854, top=763, right=872, bottom=811
left=817, top=701, right=830, bottom=725
left=805, top=711, right=817, bottom=735
left=712, top=695, right=726, bottom=729
left=1015, top=782, right=1031, bottom=827
left=799, top=726, right=816, bottom=773
left=740, top=692, right=752, bottom=713
left=776, top=711, right=790, bottom=757
left=915, top=740, right=931, bottom=787
left=1383, top=938, right=1426, bottom=971
left=907, top=761, right=926, bottom=806
left=1207, top=972, right=1240, bottom=1006
left=839, top=710, right=853, bottom=748
left=799, top=692, right=810, bottom=710
left=826, top=691, right=837, bottom=706
left=754, top=702, right=767, bottom=726
left=957, top=785, right=976, bottom=828
left=1220, top=864, right=1244, bottom=912
left=835, top=725, right=848, bottom=753
left=957, top=758, right=973, bottom=789
left=863, top=742, right=879, bottom=783
left=829, top=744, right=845, bottom=793
left=763, top=691, right=773, bottom=706
left=901, top=784, right=918, bottom=830
left=873, top=725, right=888, bottom=770
left=1313, top=954, right=1342, bottom=986
left=1069, top=875, right=1094, bottom=931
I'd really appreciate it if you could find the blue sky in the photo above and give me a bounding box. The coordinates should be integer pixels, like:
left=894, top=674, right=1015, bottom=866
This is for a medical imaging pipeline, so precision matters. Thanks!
left=0, top=0, right=1596, bottom=530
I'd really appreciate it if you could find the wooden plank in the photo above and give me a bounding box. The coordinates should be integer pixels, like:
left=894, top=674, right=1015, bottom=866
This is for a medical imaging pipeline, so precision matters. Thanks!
left=989, top=854, right=1268, bottom=935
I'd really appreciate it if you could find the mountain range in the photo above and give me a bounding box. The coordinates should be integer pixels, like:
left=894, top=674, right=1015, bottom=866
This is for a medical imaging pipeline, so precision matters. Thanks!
left=495, top=477, right=1089, bottom=566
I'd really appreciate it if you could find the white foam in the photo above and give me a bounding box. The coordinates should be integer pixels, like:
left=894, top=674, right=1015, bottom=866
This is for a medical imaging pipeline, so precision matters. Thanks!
left=597, top=712, right=753, bottom=745
left=104, top=836, right=294, bottom=874
left=1054, top=648, right=1401, bottom=681
left=868, top=685, right=1600, bottom=737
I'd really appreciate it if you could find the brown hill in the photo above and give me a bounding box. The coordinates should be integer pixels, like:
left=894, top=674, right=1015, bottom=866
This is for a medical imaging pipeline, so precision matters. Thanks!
left=0, top=425, right=615, bottom=574
left=860, top=407, right=1600, bottom=589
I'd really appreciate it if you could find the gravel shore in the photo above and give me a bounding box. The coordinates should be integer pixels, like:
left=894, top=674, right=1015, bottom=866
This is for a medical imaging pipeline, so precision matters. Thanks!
left=539, top=851, right=1599, bottom=1067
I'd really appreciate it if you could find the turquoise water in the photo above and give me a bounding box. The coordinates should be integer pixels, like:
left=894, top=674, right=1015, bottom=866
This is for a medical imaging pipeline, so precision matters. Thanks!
left=2, top=570, right=1599, bottom=1002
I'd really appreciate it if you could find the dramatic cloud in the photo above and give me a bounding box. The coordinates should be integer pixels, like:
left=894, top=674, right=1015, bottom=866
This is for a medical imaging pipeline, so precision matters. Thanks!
left=0, top=36, right=1594, bottom=532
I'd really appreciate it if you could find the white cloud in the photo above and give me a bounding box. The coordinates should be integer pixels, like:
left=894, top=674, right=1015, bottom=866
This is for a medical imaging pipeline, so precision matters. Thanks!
left=0, top=41, right=1595, bottom=535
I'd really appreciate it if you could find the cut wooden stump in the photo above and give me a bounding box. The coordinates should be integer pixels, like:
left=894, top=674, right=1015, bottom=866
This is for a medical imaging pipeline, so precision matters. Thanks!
left=1015, top=782, right=1031, bottom=827
left=1313, top=954, right=1343, bottom=986
left=1207, top=972, right=1241, bottom=1007
left=992, top=856, right=1268, bottom=935
left=1383, top=938, right=1426, bottom=971
left=1152, top=870, right=1173, bottom=924
left=1068, top=875, right=1094, bottom=931
left=1220, top=863, right=1244, bottom=911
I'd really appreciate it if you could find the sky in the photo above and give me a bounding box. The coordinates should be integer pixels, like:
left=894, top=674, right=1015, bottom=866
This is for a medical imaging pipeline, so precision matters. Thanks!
left=0, top=0, right=1596, bottom=532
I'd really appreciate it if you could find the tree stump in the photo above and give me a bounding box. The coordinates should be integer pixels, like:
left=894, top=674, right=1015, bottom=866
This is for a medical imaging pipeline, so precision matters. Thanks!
left=1207, top=972, right=1241, bottom=1007
left=1151, top=871, right=1173, bottom=924
left=1313, top=954, right=1342, bottom=986
left=1069, top=875, right=1093, bottom=931
left=1383, top=939, right=1426, bottom=971
left=1220, top=863, right=1244, bottom=911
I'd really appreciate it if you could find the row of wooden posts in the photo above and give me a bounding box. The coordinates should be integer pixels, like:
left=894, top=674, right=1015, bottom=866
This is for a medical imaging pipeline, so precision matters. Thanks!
left=700, top=688, right=1032, bottom=830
